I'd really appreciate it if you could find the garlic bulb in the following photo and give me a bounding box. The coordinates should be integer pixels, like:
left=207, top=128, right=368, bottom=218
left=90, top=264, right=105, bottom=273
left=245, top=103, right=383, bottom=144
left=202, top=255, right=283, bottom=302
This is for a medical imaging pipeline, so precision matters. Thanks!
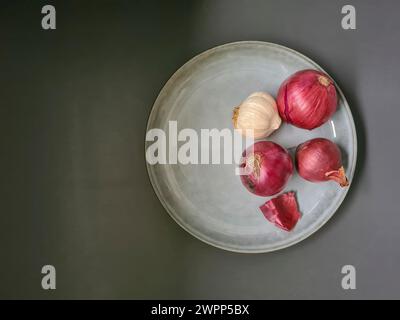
left=232, top=92, right=281, bottom=139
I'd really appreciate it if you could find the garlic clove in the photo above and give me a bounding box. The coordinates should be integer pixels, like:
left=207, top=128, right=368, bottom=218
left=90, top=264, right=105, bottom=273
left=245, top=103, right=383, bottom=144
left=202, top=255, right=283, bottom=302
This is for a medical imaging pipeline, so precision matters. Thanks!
left=232, top=92, right=281, bottom=139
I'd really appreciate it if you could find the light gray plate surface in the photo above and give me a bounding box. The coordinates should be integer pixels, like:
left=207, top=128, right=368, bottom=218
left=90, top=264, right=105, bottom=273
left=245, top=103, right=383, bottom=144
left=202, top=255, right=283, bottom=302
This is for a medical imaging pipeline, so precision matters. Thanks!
left=146, top=41, right=357, bottom=253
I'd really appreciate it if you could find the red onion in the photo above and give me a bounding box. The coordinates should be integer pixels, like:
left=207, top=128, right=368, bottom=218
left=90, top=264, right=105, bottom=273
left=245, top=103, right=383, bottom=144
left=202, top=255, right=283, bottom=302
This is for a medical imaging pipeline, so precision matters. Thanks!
left=259, top=192, right=301, bottom=231
left=240, top=141, right=293, bottom=196
left=296, top=138, right=349, bottom=187
left=277, top=69, right=338, bottom=130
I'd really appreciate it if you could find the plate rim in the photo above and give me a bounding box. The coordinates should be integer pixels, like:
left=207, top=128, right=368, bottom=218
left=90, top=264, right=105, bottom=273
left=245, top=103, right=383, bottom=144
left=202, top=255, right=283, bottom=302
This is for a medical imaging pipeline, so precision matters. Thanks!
left=145, top=40, right=358, bottom=253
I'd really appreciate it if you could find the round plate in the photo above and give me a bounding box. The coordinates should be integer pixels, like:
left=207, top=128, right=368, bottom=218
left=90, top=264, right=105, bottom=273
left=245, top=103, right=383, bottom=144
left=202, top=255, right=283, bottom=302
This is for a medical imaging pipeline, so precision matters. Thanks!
left=145, top=41, right=357, bottom=253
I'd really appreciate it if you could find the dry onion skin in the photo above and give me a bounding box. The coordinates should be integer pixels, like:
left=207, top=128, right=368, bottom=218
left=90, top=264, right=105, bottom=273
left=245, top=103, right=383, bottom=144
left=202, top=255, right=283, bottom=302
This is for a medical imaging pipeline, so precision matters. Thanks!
left=259, top=191, right=301, bottom=232
left=233, top=92, right=281, bottom=139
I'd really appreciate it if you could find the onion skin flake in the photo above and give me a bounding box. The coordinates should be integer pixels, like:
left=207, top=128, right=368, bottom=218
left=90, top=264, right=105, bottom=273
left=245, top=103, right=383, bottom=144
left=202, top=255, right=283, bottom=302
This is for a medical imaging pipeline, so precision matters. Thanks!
left=259, top=192, right=301, bottom=231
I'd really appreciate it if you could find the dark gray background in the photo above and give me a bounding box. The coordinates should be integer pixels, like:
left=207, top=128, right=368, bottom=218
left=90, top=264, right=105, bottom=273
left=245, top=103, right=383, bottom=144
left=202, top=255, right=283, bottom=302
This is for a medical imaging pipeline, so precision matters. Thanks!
left=0, top=0, right=398, bottom=299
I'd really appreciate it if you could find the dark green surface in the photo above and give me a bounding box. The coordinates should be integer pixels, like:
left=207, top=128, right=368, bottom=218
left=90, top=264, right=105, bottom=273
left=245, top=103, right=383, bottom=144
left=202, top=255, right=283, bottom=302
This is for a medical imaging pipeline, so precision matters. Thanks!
left=1, top=0, right=399, bottom=299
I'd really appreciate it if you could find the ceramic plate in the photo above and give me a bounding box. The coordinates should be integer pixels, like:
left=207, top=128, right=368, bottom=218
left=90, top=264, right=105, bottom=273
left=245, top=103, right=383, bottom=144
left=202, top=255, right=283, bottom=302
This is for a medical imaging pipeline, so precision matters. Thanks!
left=145, top=41, right=357, bottom=253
